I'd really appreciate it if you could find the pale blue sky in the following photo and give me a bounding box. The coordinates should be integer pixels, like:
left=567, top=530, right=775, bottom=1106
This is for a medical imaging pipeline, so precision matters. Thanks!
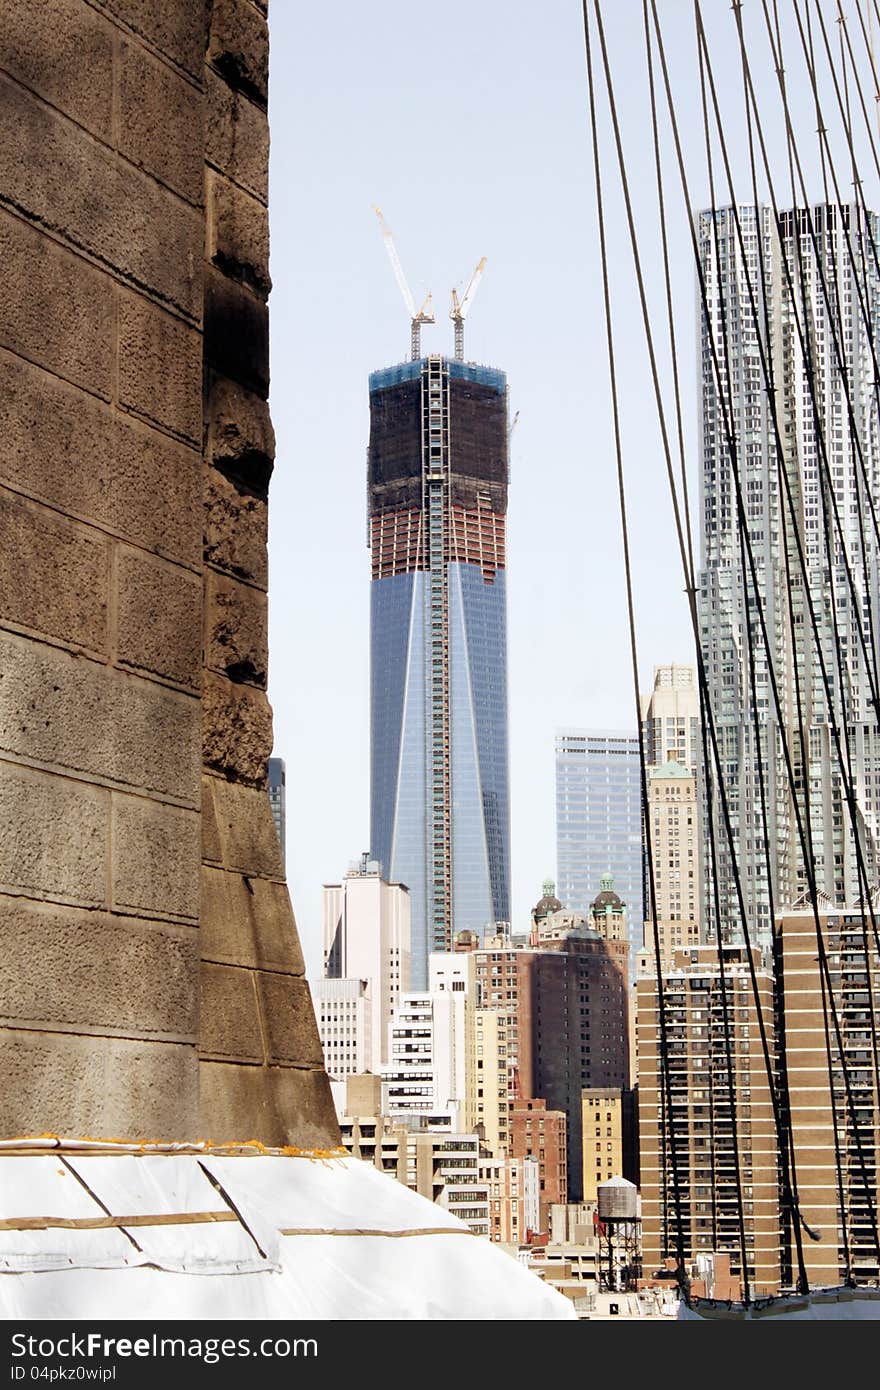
left=265, top=0, right=869, bottom=974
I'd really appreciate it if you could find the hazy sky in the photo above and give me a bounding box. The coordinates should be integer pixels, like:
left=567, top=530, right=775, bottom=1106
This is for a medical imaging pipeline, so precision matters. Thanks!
left=265, top=1, right=869, bottom=974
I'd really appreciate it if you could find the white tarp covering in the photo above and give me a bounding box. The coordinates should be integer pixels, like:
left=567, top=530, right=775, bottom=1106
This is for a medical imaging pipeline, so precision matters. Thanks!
left=0, top=1144, right=576, bottom=1321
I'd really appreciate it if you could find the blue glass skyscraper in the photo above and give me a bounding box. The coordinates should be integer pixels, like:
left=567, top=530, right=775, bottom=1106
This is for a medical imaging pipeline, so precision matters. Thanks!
left=555, top=729, right=644, bottom=978
left=369, top=355, right=511, bottom=988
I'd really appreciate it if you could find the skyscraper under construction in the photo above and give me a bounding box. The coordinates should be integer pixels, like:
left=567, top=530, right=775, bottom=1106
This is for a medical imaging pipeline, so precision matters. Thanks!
left=368, top=353, right=511, bottom=987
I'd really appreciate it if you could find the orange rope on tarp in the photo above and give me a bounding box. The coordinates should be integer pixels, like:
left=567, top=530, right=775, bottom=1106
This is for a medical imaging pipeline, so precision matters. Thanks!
left=0, top=1135, right=348, bottom=1160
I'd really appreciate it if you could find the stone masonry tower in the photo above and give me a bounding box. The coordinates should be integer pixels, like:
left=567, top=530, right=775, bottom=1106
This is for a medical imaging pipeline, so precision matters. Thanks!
left=0, top=1, right=338, bottom=1146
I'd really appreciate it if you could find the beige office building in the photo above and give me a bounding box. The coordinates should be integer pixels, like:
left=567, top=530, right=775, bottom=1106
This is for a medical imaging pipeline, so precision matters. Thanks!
left=322, top=857, right=411, bottom=1068
left=637, top=945, right=781, bottom=1297
left=777, top=905, right=880, bottom=1287
left=472, top=1007, right=511, bottom=1155
left=641, top=760, right=701, bottom=974
left=640, top=663, right=701, bottom=770
left=582, top=1087, right=625, bottom=1203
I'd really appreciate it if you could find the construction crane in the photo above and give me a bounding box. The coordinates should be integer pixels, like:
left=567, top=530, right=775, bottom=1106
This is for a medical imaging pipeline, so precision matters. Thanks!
left=450, top=256, right=487, bottom=361
left=373, top=206, right=434, bottom=360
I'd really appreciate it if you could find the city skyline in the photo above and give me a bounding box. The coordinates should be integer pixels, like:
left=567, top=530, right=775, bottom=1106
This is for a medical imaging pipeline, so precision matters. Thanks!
left=266, top=2, right=702, bottom=974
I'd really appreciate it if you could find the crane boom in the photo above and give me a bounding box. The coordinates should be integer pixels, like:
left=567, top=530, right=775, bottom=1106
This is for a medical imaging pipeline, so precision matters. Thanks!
left=450, top=256, right=488, bottom=361
left=373, top=205, right=434, bottom=358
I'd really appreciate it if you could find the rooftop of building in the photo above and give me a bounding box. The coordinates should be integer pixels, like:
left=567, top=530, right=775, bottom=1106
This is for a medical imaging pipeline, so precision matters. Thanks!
left=591, top=872, right=624, bottom=911
left=369, top=357, right=507, bottom=393
left=648, top=759, right=692, bottom=779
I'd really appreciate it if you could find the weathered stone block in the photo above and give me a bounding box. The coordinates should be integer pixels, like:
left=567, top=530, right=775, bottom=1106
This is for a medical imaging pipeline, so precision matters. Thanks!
left=207, top=171, right=270, bottom=297
left=118, top=291, right=202, bottom=444
left=117, top=547, right=202, bottom=690
left=0, top=764, right=107, bottom=907
left=208, top=0, right=269, bottom=108
left=0, top=898, right=198, bottom=1039
left=0, top=0, right=114, bottom=140
left=0, top=633, right=200, bottom=804
left=202, top=675, right=273, bottom=786
left=204, top=266, right=269, bottom=395
left=204, top=466, right=268, bottom=588
left=198, top=1061, right=340, bottom=1149
left=201, top=865, right=304, bottom=974
left=0, top=354, right=201, bottom=567
left=204, top=571, right=267, bottom=686
left=268, top=1067, right=341, bottom=1148
left=201, top=774, right=223, bottom=863
left=0, top=491, right=108, bottom=654
left=0, top=75, right=201, bottom=319
left=205, top=373, right=274, bottom=496
left=200, top=962, right=263, bottom=1062
left=205, top=68, right=268, bottom=203
left=204, top=776, right=283, bottom=875
left=0, top=1029, right=198, bottom=1140
left=0, top=210, right=112, bottom=399
left=257, top=974, right=324, bottom=1067
left=96, top=0, right=207, bottom=79
left=119, top=38, right=204, bottom=204
left=112, top=793, right=200, bottom=920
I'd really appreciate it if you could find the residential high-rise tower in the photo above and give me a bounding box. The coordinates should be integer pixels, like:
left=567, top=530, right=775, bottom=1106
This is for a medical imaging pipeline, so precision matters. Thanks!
left=368, top=355, right=511, bottom=987
left=698, top=203, right=880, bottom=945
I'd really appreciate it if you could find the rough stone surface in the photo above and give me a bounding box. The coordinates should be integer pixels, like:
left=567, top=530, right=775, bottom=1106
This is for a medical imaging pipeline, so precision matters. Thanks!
left=0, top=353, right=202, bottom=568
left=207, top=171, right=270, bottom=297
left=0, top=210, right=113, bottom=400
left=204, top=266, right=269, bottom=395
left=202, top=672, right=273, bottom=786
left=0, top=765, right=107, bottom=907
left=119, top=38, right=204, bottom=204
left=199, top=1062, right=341, bottom=1149
left=208, top=0, right=269, bottom=108
left=204, top=776, right=283, bottom=876
left=257, top=975, right=325, bottom=1068
left=201, top=866, right=304, bottom=974
left=0, top=491, right=108, bottom=654
left=201, top=775, right=223, bottom=864
left=0, top=0, right=338, bottom=1151
left=204, top=466, right=268, bottom=587
left=0, top=0, right=114, bottom=140
left=205, top=69, right=268, bottom=202
left=0, top=634, right=200, bottom=804
left=200, top=962, right=263, bottom=1063
left=112, top=794, right=201, bottom=920
left=118, top=292, right=202, bottom=444
left=0, top=1029, right=198, bottom=1139
left=198, top=1061, right=339, bottom=1150
left=205, top=373, right=275, bottom=496
left=0, top=74, right=201, bottom=319
left=205, top=571, right=267, bottom=686
left=0, top=898, right=198, bottom=1038
left=117, top=548, right=202, bottom=690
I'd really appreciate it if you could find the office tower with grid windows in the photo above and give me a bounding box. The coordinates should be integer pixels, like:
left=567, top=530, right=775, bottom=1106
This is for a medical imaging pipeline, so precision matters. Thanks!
left=555, top=730, right=643, bottom=976
left=368, top=355, right=511, bottom=988
left=698, top=203, right=880, bottom=946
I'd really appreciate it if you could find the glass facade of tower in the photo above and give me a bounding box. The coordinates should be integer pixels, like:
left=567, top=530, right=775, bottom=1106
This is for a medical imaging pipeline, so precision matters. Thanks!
left=698, top=203, right=880, bottom=946
left=369, top=357, right=511, bottom=988
left=555, top=730, right=643, bottom=977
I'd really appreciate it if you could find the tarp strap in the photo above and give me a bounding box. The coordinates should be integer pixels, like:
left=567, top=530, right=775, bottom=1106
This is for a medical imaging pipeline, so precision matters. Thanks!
left=278, top=1227, right=474, bottom=1238
left=0, top=1211, right=237, bottom=1231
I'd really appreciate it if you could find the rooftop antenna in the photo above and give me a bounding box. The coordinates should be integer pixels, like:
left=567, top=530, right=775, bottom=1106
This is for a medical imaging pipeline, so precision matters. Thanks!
left=373, top=206, right=434, bottom=360
left=450, top=256, right=487, bottom=361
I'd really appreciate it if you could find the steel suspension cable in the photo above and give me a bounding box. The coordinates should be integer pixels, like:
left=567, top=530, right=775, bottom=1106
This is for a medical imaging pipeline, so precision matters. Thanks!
left=580, top=0, right=688, bottom=1290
